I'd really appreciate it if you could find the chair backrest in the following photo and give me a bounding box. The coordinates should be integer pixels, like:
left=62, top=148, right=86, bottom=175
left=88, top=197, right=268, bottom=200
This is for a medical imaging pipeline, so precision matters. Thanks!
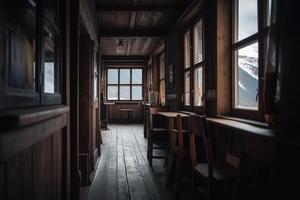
left=199, top=115, right=214, bottom=179
left=149, top=106, right=168, bottom=129
left=189, top=114, right=205, bottom=167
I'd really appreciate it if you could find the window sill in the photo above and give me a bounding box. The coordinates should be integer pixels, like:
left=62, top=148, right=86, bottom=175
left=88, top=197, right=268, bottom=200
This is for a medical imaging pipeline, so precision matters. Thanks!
left=207, top=116, right=300, bottom=148
left=218, top=115, right=268, bottom=128
left=0, top=105, right=69, bottom=130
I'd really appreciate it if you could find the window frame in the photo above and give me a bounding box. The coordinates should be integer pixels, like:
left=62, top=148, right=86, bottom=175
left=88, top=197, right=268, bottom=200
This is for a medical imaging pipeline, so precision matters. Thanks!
left=231, top=0, right=272, bottom=120
left=106, top=67, right=144, bottom=102
left=1, top=0, right=63, bottom=108
left=41, top=0, right=62, bottom=105
left=183, top=16, right=205, bottom=109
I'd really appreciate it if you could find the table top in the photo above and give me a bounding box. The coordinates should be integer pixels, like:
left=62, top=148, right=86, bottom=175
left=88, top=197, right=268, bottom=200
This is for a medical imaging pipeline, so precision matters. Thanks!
left=158, top=112, right=189, bottom=118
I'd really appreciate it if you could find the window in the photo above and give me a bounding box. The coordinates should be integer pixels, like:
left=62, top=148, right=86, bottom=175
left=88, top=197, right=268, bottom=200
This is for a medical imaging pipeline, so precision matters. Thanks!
left=232, top=0, right=272, bottom=116
left=106, top=68, right=143, bottom=101
left=2, top=0, right=62, bottom=107
left=183, top=18, right=204, bottom=107
left=159, top=53, right=166, bottom=104
left=93, top=50, right=98, bottom=102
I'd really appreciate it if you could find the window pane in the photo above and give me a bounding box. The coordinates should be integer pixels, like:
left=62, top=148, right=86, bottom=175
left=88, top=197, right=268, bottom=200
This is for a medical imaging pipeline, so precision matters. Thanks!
left=120, top=69, right=130, bottom=84
left=184, top=71, right=190, bottom=105
left=235, top=42, right=258, bottom=109
left=94, top=77, right=98, bottom=101
left=43, top=26, right=57, bottom=93
left=236, top=0, right=258, bottom=41
left=132, top=86, right=142, bottom=100
left=160, top=80, right=165, bottom=103
left=193, top=19, right=203, bottom=64
left=107, top=86, right=118, bottom=100
left=107, top=69, right=118, bottom=84
left=93, top=52, right=98, bottom=101
left=194, top=68, right=203, bottom=106
left=267, top=0, right=272, bottom=26
left=159, top=54, right=165, bottom=79
left=6, top=0, right=36, bottom=90
left=44, top=62, right=55, bottom=93
left=120, top=86, right=130, bottom=100
left=184, top=31, right=191, bottom=68
left=132, top=69, right=142, bottom=84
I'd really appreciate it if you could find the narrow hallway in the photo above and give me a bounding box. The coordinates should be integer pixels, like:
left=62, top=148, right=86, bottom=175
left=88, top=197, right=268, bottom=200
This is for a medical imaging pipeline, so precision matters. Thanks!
left=88, top=125, right=172, bottom=200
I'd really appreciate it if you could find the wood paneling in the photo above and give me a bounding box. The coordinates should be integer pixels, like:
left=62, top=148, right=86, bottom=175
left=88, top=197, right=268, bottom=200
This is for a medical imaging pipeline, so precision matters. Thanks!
left=0, top=131, right=64, bottom=200
left=216, top=0, right=231, bottom=115
left=101, top=37, right=162, bottom=56
left=108, top=103, right=143, bottom=123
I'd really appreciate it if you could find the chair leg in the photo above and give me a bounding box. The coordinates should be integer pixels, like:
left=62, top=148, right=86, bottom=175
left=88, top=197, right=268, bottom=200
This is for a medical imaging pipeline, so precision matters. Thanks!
left=191, top=170, right=196, bottom=200
left=149, top=144, right=153, bottom=167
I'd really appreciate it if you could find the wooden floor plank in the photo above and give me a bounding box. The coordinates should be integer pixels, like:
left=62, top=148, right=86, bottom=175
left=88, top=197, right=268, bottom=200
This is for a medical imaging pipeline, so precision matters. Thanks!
left=89, top=124, right=172, bottom=200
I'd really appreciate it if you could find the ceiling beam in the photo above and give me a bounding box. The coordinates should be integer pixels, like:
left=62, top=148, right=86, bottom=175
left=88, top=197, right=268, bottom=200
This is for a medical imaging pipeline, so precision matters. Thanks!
left=102, top=55, right=149, bottom=61
left=100, top=29, right=166, bottom=38
left=96, top=5, right=179, bottom=12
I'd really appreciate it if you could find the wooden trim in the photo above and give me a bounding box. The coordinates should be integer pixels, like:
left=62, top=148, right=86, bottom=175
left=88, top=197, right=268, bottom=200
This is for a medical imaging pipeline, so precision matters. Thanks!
left=0, top=112, right=68, bottom=160
left=100, top=30, right=166, bottom=38
left=79, top=0, right=98, bottom=43
left=0, top=105, right=69, bottom=129
left=0, top=0, right=4, bottom=108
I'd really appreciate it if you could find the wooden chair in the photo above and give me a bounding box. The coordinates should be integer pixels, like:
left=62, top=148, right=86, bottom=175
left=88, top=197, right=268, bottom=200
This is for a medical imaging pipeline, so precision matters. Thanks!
left=191, top=115, right=240, bottom=200
left=170, top=114, right=192, bottom=199
left=147, top=106, right=169, bottom=167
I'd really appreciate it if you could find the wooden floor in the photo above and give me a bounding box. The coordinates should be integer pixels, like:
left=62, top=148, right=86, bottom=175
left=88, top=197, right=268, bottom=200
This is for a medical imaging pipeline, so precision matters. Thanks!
left=88, top=124, right=173, bottom=200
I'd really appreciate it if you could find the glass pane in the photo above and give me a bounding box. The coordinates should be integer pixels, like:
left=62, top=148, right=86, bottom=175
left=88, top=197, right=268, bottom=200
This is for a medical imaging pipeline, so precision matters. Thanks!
left=132, top=69, right=142, bottom=84
left=94, top=77, right=98, bottom=101
left=43, top=25, right=57, bottom=93
left=107, top=86, right=118, bottom=100
left=184, top=71, right=190, bottom=105
left=120, top=69, right=130, bottom=84
left=185, top=93, right=190, bottom=106
left=184, top=31, right=191, bottom=68
left=44, top=62, right=55, bottom=93
left=159, top=54, right=165, bottom=79
left=267, top=0, right=272, bottom=26
left=120, top=86, right=130, bottom=100
left=107, top=69, right=118, bottom=84
left=132, top=86, right=142, bottom=100
left=235, top=42, right=258, bottom=109
left=236, top=0, right=258, bottom=41
left=193, top=19, right=203, bottom=64
left=93, top=52, right=98, bottom=101
left=160, top=80, right=165, bottom=103
left=194, top=68, right=203, bottom=106
left=6, top=0, right=36, bottom=90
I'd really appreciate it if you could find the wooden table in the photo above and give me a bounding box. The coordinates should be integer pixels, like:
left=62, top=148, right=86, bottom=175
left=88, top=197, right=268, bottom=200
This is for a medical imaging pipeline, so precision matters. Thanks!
left=158, top=112, right=189, bottom=186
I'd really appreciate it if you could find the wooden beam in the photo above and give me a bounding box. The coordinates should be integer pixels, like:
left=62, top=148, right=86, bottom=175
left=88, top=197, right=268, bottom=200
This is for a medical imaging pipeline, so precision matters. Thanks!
left=102, top=55, right=149, bottom=61
left=96, top=5, right=179, bottom=12
left=100, top=30, right=166, bottom=38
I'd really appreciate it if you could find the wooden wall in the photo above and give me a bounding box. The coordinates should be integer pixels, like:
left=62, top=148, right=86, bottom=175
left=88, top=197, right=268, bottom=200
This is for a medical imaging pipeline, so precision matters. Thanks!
left=0, top=131, right=64, bottom=200
left=108, top=103, right=143, bottom=123
left=0, top=106, right=69, bottom=200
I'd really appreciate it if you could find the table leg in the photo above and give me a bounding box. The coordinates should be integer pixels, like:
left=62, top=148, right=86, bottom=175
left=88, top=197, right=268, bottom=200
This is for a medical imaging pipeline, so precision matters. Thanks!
left=165, top=118, right=177, bottom=187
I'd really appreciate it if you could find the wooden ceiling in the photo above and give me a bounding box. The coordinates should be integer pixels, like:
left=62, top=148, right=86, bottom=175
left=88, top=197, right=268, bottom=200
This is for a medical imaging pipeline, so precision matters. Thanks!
left=97, top=0, right=192, bottom=58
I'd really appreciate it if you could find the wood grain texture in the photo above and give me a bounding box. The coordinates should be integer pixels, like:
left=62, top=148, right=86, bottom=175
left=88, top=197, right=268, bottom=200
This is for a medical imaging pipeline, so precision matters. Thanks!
left=89, top=124, right=172, bottom=200
left=0, top=131, right=64, bottom=200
